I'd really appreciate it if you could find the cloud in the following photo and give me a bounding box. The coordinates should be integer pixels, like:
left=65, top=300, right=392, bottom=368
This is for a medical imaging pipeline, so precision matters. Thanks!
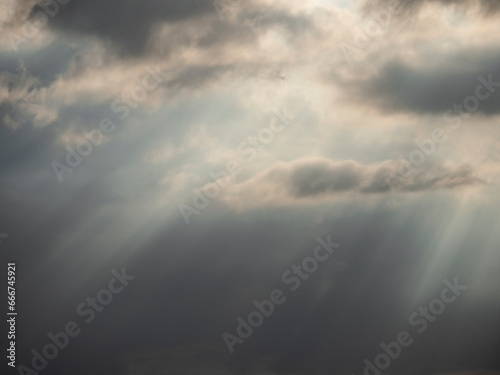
left=25, top=0, right=314, bottom=58
left=364, top=0, right=500, bottom=16
left=28, top=0, right=214, bottom=56
left=2, top=2, right=500, bottom=374
left=333, top=47, right=500, bottom=116
left=219, top=158, right=485, bottom=209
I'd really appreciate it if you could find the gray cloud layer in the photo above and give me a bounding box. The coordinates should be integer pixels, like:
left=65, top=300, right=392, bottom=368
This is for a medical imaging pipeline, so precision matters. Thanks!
left=221, top=158, right=484, bottom=209
left=28, top=0, right=214, bottom=55
left=335, top=48, right=500, bottom=116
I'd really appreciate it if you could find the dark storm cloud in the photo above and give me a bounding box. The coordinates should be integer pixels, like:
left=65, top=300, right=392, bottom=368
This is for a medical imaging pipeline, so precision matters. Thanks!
left=336, top=48, right=500, bottom=116
left=25, top=0, right=314, bottom=57
left=29, top=0, right=214, bottom=56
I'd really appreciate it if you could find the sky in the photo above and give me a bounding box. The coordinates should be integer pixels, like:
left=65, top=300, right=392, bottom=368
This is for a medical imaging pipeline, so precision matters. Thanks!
left=1, top=0, right=500, bottom=374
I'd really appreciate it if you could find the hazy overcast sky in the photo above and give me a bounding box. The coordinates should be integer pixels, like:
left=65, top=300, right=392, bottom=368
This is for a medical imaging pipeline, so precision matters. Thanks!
left=1, top=1, right=500, bottom=375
